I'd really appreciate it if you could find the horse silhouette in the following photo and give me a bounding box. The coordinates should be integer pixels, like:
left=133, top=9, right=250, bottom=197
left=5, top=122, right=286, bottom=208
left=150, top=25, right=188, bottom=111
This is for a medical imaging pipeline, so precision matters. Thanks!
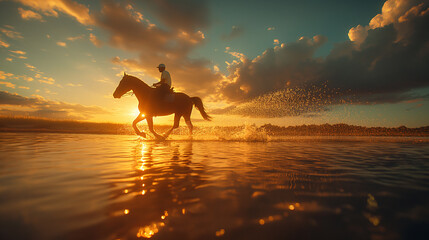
left=113, top=73, right=211, bottom=140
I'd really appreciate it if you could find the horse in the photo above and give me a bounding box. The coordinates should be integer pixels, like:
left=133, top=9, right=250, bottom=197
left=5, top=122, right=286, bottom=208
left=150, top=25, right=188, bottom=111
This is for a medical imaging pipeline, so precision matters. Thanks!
left=113, top=73, right=211, bottom=140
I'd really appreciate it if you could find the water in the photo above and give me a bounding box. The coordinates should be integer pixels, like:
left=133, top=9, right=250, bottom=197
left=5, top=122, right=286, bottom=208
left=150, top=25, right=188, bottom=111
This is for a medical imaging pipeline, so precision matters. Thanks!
left=0, top=133, right=428, bottom=240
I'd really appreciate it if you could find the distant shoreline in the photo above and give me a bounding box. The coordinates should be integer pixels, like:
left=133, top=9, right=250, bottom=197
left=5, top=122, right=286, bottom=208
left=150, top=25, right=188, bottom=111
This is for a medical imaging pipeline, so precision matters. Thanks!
left=0, top=117, right=428, bottom=137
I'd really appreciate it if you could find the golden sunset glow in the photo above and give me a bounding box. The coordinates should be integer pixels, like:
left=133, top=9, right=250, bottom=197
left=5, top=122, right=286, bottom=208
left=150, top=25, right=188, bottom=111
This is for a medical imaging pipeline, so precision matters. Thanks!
left=0, top=0, right=427, bottom=128
left=1, top=1, right=428, bottom=239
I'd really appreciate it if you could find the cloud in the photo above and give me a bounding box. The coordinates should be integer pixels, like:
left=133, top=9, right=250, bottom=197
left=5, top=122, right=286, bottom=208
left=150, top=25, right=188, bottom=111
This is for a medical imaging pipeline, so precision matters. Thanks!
left=324, top=0, right=429, bottom=101
left=89, top=33, right=102, bottom=47
left=15, top=0, right=94, bottom=25
left=225, top=47, right=246, bottom=62
left=217, top=0, right=429, bottom=118
left=0, top=81, right=16, bottom=88
left=23, top=63, right=55, bottom=84
left=22, top=76, right=33, bottom=82
left=18, top=7, right=44, bottom=21
left=96, top=1, right=205, bottom=57
left=348, top=25, right=368, bottom=45
left=97, top=1, right=222, bottom=96
left=9, top=50, right=26, bottom=55
left=56, top=41, right=66, bottom=47
left=9, top=50, right=28, bottom=60
left=66, top=83, right=82, bottom=87
left=369, top=0, right=416, bottom=28
left=0, top=90, right=108, bottom=120
left=348, top=0, right=425, bottom=45
left=66, top=35, right=83, bottom=41
left=24, top=63, right=36, bottom=70
left=135, top=0, right=211, bottom=33
left=38, top=76, right=55, bottom=85
left=0, top=72, right=32, bottom=89
left=220, top=35, right=327, bottom=102
left=0, top=70, right=34, bottom=83
left=222, top=26, right=244, bottom=41
left=0, top=38, right=10, bottom=48
left=0, top=71, right=14, bottom=80
left=0, top=27, right=23, bottom=39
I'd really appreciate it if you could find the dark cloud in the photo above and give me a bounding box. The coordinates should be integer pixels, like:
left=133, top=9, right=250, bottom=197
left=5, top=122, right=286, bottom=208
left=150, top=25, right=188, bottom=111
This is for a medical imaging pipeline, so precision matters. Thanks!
left=0, top=91, right=108, bottom=120
left=221, top=26, right=244, bottom=41
left=97, top=1, right=172, bottom=54
left=137, top=0, right=211, bottom=33
left=220, top=35, right=327, bottom=101
left=324, top=14, right=429, bottom=99
left=0, top=90, right=34, bottom=105
left=218, top=0, right=429, bottom=117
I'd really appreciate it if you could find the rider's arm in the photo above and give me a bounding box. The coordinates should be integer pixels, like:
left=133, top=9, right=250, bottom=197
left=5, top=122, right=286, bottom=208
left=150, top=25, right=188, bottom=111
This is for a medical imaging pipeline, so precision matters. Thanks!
left=153, top=74, right=165, bottom=87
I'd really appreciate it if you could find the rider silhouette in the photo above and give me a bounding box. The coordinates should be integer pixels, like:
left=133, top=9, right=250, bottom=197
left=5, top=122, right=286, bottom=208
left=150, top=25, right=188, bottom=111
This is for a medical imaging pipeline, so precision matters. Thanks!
left=153, top=63, right=172, bottom=101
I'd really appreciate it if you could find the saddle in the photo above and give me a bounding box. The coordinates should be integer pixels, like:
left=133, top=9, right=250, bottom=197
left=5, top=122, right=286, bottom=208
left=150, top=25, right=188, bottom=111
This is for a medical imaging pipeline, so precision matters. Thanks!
left=155, top=84, right=175, bottom=102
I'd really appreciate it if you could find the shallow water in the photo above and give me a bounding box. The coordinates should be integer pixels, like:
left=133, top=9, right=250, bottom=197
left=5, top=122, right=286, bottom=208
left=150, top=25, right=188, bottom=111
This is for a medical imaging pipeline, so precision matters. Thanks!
left=0, top=133, right=428, bottom=240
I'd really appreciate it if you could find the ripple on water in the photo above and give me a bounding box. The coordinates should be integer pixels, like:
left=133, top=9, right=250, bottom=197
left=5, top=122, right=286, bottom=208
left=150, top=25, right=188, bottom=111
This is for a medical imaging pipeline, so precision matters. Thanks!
left=0, top=133, right=428, bottom=239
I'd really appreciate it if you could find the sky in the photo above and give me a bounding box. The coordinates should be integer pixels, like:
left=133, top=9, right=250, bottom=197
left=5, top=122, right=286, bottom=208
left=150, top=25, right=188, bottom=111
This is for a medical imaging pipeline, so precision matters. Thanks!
left=0, top=0, right=428, bottom=127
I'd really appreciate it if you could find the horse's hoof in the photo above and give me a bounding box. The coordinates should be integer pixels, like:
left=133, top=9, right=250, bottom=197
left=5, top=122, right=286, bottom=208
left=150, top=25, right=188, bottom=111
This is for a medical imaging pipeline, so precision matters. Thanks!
left=138, top=132, right=147, bottom=138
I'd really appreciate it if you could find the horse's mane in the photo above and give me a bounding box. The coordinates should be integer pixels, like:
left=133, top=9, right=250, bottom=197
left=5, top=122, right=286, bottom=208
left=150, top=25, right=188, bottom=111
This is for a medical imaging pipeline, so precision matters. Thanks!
left=125, top=75, right=150, bottom=87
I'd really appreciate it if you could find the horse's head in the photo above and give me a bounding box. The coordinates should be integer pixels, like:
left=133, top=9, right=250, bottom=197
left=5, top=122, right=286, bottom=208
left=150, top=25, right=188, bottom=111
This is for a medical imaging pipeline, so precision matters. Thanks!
left=113, top=73, right=133, bottom=98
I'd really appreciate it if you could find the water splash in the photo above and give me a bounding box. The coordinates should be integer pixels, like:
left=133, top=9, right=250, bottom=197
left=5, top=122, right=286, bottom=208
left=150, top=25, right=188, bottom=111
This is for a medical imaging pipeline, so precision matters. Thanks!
left=212, top=124, right=269, bottom=142
left=142, top=124, right=270, bottom=142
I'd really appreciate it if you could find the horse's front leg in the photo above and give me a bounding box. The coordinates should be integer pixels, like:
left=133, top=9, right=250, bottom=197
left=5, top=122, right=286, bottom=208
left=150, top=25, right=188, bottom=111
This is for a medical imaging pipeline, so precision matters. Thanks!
left=146, top=116, right=164, bottom=140
left=133, top=114, right=146, bottom=137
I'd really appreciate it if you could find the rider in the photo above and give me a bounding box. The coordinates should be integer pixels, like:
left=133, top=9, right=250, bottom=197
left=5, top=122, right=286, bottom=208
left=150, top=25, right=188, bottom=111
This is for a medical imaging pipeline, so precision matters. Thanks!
left=153, top=63, right=172, bottom=101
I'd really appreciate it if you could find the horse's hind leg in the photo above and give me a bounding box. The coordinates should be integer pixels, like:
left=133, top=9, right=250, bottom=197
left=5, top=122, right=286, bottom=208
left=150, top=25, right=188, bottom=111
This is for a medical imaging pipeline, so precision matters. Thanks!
left=183, top=114, right=193, bottom=136
left=164, top=114, right=181, bottom=139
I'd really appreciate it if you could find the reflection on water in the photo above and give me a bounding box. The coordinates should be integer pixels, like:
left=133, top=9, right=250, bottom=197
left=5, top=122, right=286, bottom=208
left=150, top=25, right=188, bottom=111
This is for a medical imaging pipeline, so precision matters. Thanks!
left=0, top=133, right=428, bottom=239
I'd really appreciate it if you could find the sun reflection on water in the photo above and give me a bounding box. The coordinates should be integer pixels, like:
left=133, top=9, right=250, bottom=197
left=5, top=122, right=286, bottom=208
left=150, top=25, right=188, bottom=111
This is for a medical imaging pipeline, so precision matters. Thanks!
left=215, top=228, right=225, bottom=237
left=136, top=222, right=164, bottom=238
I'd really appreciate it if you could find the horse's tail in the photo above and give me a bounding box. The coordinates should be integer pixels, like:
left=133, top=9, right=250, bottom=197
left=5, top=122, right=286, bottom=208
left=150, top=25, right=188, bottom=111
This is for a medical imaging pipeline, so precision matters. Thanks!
left=191, top=97, right=212, bottom=121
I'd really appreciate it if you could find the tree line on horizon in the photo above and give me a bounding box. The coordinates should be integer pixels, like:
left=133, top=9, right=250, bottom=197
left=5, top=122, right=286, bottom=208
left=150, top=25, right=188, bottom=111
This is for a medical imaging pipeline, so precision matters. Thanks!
left=260, top=123, right=429, bottom=136
left=0, top=117, right=428, bottom=136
